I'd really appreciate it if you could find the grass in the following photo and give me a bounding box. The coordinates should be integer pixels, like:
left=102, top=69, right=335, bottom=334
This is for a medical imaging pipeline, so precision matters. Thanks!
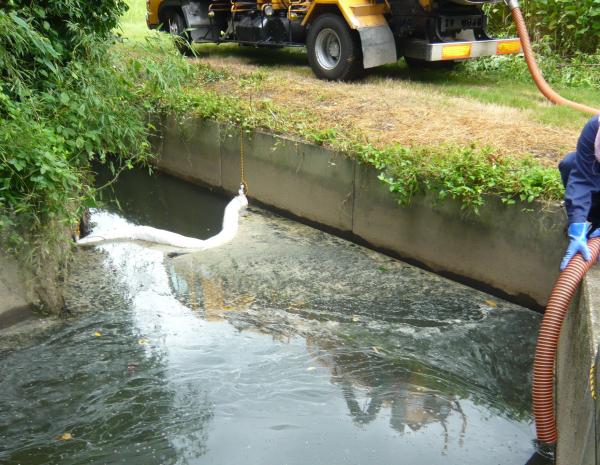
left=173, top=46, right=581, bottom=163
left=119, top=0, right=157, bottom=40
left=112, top=39, right=565, bottom=211
left=115, top=0, right=599, bottom=209
left=119, top=0, right=597, bottom=131
left=376, top=63, right=600, bottom=130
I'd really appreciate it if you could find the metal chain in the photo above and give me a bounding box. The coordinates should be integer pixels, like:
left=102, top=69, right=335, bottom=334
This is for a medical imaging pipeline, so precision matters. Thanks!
left=590, top=363, right=597, bottom=400
left=240, top=126, right=248, bottom=194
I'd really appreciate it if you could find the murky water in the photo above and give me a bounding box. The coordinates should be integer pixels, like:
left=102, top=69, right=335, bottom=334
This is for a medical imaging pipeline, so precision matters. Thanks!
left=0, top=169, right=540, bottom=465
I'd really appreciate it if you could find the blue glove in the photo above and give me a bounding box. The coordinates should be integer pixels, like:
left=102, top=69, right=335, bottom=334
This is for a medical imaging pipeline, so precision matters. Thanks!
left=560, top=222, right=592, bottom=271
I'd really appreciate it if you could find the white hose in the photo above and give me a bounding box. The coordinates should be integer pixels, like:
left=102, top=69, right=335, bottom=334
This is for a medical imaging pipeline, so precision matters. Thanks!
left=77, top=193, right=248, bottom=250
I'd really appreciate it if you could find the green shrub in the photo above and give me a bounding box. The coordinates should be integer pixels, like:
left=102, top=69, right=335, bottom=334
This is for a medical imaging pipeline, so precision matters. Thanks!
left=461, top=50, right=600, bottom=88
left=0, top=2, right=150, bottom=263
left=359, top=143, right=563, bottom=213
left=485, top=1, right=600, bottom=56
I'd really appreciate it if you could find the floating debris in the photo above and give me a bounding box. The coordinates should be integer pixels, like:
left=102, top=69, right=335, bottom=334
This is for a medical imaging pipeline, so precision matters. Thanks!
left=127, top=363, right=138, bottom=373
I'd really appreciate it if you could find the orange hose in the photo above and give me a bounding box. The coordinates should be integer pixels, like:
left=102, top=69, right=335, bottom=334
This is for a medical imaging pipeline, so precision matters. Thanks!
left=506, top=1, right=599, bottom=450
left=511, top=7, right=600, bottom=116
left=532, top=237, right=600, bottom=445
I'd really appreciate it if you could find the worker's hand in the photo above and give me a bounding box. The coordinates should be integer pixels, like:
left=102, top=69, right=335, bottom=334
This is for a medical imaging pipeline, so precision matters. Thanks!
left=560, top=222, right=592, bottom=271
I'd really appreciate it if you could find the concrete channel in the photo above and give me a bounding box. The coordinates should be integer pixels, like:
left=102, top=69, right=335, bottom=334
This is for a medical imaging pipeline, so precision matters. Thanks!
left=150, top=113, right=600, bottom=465
left=1, top=114, right=598, bottom=463
left=153, top=114, right=567, bottom=309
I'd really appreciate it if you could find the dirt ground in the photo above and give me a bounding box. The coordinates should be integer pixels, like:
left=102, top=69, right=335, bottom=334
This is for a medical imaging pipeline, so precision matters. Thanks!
left=191, top=48, right=581, bottom=163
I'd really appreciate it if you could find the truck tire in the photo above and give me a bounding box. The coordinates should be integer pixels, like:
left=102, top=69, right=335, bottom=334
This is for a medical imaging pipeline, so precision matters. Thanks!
left=163, top=9, right=194, bottom=56
left=307, top=14, right=364, bottom=81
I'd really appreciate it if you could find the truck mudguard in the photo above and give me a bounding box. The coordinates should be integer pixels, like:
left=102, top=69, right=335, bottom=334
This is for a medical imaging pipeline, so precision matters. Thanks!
left=358, top=25, right=396, bottom=68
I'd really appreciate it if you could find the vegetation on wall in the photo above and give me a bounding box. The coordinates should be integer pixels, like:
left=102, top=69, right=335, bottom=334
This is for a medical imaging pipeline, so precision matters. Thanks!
left=115, top=40, right=564, bottom=212
left=0, top=2, right=153, bottom=264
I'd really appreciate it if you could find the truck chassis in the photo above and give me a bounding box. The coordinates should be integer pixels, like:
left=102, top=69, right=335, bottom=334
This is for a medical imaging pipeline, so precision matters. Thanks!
left=147, top=0, right=521, bottom=80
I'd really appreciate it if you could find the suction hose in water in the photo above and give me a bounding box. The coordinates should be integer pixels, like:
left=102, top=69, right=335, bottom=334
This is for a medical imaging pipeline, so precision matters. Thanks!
left=500, top=2, right=599, bottom=460
left=504, top=0, right=600, bottom=116
left=528, top=237, right=600, bottom=460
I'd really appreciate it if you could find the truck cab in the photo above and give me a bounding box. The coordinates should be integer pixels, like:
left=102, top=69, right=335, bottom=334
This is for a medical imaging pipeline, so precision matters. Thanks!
left=146, top=0, right=521, bottom=80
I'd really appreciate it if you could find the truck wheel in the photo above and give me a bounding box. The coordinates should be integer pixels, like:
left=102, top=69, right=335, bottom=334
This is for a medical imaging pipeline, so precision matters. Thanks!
left=307, top=14, right=364, bottom=81
left=164, top=10, right=194, bottom=56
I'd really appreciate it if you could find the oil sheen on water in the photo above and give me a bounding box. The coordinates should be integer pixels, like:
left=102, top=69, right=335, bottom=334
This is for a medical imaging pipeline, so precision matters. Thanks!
left=0, top=169, right=540, bottom=465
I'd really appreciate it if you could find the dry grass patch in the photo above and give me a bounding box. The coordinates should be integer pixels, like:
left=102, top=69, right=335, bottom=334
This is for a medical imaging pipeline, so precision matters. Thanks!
left=193, top=52, right=579, bottom=164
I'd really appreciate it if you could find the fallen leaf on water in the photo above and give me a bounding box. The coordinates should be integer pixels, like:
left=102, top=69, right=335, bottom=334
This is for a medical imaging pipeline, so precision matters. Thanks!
left=237, top=295, right=255, bottom=306
left=93, top=331, right=102, bottom=337
left=57, top=432, right=73, bottom=441
left=484, top=300, right=498, bottom=308
left=137, top=338, right=149, bottom=345
left=372, top=346, right=381, bottom=354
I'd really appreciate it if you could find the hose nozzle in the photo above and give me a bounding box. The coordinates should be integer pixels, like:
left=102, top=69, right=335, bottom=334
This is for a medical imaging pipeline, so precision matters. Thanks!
left=504, top=0, right=520, bottom=10
left=525, top=441, right=555, bottom=464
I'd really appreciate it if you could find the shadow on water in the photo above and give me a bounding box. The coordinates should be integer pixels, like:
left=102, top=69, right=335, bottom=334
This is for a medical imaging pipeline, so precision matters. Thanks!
left=95, top=167, right=228, bottom=239
left=0, top=168, right=540, bottom=465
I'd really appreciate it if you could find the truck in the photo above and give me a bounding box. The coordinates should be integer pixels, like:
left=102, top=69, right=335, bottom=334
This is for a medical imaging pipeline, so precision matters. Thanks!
left=146, top=0, right=522, bottom=80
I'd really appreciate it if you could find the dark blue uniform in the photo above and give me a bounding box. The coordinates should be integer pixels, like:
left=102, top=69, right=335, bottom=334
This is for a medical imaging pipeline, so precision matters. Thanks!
left=558, top=116, right=600, bottom=225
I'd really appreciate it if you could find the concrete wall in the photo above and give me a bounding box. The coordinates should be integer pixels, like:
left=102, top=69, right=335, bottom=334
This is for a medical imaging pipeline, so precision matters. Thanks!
left=0, top=232, right=67, bottom=329
left=556, top=268, right=600, bottom=465
left=0, top=252, right=36, bottom=329
left=152, top=114, right=568, bottom=308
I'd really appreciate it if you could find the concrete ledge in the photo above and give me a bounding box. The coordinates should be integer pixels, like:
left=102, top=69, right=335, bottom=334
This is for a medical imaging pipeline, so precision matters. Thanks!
left=153, top=117, right=568, bottom=308
left=556, top=268, right=600, bottom=465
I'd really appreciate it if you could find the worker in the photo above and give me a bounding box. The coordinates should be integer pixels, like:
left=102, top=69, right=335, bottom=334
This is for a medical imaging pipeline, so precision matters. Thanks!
left=558, top=115, right=600, bottom=271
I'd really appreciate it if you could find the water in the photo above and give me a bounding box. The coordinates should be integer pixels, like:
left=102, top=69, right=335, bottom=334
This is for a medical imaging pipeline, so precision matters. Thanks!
left=0, top=169, right=540, bottom=465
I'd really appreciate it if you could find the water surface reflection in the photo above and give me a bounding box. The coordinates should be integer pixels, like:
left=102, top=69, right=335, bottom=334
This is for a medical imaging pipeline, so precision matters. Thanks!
left=0, top=171, right=539, bottom=465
